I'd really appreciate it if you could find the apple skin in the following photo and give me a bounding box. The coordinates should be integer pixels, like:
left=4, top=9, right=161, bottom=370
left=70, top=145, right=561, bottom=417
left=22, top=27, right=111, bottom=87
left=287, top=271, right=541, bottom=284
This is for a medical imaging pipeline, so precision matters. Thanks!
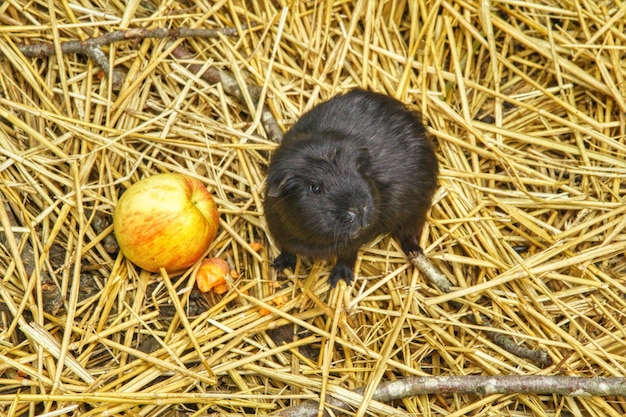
left=113, top=173, right=219, bottom=273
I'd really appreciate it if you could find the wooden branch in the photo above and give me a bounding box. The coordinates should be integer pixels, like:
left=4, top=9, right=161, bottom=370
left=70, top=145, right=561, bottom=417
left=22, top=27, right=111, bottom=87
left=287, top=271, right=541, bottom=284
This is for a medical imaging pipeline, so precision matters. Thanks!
left=170, top=45, right=284, bottom=143
left=277, top=375, right=626, bottom=417
left=3, top=26, right=241, bottom=89
left=13, top=27, right=239, bottom=57
left=410, top=250, right=552, bottom=368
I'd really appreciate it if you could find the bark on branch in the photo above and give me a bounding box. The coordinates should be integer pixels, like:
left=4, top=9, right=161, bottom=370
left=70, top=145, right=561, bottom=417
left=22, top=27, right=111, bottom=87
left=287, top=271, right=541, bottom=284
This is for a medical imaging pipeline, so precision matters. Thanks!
left=277, top=375, right=626, bottom=417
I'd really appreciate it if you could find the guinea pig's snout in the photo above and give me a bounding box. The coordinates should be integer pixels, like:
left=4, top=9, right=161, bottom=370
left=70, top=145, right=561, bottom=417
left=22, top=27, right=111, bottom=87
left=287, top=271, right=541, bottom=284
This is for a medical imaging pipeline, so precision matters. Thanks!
left=345, top=205, right=371, bottom=237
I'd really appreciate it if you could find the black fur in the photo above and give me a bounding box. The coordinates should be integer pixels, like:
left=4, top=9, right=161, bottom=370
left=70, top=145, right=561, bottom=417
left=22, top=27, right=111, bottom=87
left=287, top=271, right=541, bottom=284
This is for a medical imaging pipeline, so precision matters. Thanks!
left=264, top=89, right=439, bottom=287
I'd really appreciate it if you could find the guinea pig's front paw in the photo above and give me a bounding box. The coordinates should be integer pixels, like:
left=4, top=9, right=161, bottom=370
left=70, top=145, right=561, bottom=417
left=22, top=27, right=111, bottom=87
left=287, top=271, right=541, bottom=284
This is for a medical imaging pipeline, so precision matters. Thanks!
left=273, top=252, right=297, bottom=272
left=329, top=264, right=355, bottom=287
left=398, top=233, right=424, bottom=256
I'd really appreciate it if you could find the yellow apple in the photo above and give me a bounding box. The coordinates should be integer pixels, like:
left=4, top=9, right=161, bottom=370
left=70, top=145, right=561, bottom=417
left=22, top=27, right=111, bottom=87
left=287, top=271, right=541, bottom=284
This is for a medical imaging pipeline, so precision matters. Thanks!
left=113, top=173, right=219, bottom=273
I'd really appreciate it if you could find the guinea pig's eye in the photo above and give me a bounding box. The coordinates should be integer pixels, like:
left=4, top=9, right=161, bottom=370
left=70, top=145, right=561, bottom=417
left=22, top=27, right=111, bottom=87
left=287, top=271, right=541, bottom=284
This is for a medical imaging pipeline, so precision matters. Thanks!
left=309, top=184, right=321, bottom=194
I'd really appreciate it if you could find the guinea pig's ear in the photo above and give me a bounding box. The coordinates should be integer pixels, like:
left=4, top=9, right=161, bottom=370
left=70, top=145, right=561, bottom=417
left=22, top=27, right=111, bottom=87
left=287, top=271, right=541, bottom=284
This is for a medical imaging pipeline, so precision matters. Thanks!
left=266, top=176, right=294, bottom=198
left=356, top=147, right=371, bottom=169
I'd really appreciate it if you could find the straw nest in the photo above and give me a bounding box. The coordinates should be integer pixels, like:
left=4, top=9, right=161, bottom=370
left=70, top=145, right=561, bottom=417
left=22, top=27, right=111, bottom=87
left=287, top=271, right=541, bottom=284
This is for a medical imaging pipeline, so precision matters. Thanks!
left=1, top=1, right=625, bottom=416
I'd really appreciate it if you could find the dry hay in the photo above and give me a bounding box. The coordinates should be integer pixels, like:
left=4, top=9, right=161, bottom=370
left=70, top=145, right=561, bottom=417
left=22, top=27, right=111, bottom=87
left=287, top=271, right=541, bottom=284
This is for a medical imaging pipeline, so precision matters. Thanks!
left=0, top=0, right=625, bottom=416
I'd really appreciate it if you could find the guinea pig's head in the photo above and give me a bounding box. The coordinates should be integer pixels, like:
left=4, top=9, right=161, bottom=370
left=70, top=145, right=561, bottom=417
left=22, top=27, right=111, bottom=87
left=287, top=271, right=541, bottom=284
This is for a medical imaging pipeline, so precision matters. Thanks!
left=265, top=135, right=377, bottom=247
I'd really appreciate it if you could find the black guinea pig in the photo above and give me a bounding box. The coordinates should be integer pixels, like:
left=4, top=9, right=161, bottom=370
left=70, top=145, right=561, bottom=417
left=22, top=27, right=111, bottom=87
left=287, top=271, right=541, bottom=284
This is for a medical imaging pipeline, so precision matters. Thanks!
left=264, top=89, right=439, bottom=287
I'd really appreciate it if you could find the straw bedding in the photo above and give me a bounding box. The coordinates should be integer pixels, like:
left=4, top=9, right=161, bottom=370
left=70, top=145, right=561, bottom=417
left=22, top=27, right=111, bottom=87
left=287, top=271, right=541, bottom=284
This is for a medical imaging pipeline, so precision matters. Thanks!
left=0, top=0, right=625, bottom=416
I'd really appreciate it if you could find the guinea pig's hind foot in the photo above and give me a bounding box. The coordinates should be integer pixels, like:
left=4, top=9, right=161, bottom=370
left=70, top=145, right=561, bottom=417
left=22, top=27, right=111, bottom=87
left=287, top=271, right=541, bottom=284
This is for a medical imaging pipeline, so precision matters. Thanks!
left=273, top=252, right=297, bottom=272
left=329, top=263, right=355, bottom=288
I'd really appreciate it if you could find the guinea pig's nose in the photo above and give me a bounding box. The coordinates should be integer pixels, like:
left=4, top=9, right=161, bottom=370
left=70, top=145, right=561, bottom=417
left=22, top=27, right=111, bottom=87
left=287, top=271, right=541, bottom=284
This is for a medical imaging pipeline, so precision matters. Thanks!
left=346, top=208, right=359, bottom=223
left=346, top=206, right=370, bottom=229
